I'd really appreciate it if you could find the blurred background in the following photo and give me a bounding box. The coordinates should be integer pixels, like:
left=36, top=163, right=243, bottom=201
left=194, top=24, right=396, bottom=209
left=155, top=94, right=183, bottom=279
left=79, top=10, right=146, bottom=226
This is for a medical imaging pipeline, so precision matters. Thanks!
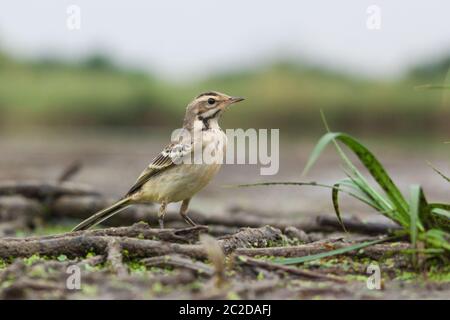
left=0, top=0, right=448, bottom=219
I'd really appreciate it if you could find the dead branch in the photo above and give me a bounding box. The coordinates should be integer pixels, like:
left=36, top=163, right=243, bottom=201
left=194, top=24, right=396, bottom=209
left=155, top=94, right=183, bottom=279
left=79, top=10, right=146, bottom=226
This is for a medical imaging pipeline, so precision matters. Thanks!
left=235, top=255, right=346, bottom=283
left=0, top=226, right=282, bottom=260
left=235, top=241, right=411, bottom=260
left=4, top=222, right=207, bottom=244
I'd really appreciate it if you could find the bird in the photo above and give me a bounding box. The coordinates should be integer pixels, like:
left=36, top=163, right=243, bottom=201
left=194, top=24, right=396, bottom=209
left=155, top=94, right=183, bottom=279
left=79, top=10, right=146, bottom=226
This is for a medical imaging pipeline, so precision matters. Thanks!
left=72, top=91, right=244, bottom=231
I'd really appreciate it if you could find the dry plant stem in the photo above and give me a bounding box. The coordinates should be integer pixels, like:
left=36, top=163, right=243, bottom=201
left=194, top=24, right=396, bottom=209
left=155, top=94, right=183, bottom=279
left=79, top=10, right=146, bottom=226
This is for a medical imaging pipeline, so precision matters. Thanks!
left=0, top=226, right=282, bottom=259
left=106, top=238, right=128, bottom=277
left=58, top=161, right=83, bottom=183
left=235, top=242, right=411, bottom=260
left=316, top=215, right=401, bottom=235
left=142, top=254, right=214, bottom=276
left=236, top=255, right=346, bottom=283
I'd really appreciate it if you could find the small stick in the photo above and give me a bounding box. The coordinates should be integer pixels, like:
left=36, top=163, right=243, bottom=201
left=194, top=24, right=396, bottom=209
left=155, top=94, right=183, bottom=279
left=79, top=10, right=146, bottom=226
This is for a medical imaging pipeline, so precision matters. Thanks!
left=58, top=161, right=83, bottom=183
left=236, top=255, right=347, bottom=283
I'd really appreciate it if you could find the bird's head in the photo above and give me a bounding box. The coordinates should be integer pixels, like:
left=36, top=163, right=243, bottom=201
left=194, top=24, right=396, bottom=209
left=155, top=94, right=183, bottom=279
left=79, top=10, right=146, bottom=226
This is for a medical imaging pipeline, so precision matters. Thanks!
left=183, top=91, right=244, bottom=130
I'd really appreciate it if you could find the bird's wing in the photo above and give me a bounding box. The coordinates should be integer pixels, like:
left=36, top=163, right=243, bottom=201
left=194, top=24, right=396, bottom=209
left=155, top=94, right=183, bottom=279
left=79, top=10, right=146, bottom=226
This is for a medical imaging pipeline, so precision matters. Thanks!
left=125, top=142, right=193, bottom=196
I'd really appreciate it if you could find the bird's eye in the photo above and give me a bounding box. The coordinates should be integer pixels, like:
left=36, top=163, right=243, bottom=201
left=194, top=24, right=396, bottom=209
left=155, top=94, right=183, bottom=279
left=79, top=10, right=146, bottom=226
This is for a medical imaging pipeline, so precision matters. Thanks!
left=207, top=98, right=216, bottom=105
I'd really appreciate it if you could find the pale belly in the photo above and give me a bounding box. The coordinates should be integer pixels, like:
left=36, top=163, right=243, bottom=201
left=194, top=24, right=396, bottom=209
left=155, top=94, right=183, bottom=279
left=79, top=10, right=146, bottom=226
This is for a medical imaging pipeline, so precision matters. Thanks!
left=134, top=163, right=222, bottom=203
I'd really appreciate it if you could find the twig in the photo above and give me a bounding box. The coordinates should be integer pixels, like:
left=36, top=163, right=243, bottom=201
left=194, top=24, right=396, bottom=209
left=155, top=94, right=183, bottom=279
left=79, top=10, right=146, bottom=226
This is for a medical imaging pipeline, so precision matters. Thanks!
left=58, top=161, right=83, bottom=183
left=235, top=255, right=346, bottom=283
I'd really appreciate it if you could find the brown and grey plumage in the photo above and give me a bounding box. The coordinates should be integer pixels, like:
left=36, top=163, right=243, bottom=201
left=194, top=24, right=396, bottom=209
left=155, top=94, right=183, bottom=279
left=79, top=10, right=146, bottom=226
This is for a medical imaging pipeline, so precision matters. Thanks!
left=72, top=91, right=244, bottom=231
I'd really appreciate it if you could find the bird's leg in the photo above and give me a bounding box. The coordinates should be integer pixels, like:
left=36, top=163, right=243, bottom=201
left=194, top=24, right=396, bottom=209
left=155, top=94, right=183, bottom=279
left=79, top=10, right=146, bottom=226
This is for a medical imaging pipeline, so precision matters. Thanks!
left=179, top=198, right=196, bottom=226
left=158, top=202, right=167, bottom=229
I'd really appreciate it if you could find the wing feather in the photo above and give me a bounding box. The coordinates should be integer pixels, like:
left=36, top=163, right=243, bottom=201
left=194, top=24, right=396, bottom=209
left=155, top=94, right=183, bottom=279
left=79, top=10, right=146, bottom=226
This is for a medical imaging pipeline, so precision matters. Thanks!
left=126, top=142, right=192, bottom=196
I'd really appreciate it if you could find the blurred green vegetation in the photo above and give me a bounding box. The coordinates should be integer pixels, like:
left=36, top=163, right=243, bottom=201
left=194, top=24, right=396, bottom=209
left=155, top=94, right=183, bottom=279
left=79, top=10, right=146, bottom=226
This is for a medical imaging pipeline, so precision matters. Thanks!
left=0, top=51, right=449, bottom=134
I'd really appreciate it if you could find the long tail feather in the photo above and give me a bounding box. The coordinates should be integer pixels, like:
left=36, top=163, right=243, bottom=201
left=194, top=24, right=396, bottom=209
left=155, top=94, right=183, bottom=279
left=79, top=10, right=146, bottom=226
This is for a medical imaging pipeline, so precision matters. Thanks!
left=72, top=198, right=131, bottom=231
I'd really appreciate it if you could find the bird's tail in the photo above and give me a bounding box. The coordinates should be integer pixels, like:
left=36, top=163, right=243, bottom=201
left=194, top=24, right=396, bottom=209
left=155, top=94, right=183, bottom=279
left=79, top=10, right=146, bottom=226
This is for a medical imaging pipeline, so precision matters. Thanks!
left=72, top=197, right=131, bottom=231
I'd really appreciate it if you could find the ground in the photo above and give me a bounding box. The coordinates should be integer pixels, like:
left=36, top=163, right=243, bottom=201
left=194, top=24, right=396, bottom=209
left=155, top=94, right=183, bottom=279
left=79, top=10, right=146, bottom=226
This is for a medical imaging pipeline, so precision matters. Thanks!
left=0, top=129, right=448, bottom=299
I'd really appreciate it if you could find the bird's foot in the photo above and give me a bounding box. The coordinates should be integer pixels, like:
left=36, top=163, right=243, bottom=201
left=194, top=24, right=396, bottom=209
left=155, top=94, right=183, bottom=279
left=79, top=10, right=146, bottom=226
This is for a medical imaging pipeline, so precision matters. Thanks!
left=183, top=215, right=197, bottom=227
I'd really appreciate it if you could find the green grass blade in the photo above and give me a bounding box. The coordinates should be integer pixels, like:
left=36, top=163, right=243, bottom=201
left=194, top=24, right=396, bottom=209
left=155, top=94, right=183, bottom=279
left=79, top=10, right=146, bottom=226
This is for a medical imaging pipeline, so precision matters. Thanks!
left=431, top=208, right=450, bottom=219
left=427, top=162, right=450, bottom=183
left=422, top=229, right=450, bottom=251
left=343, top=171, right=392, bottom=213
left=331, top=181, right=348, bottom=232
left=429, top=203, right=450, bottom=211
left=236, top=181, right=386, bottom=210
left=409, top=186, right=421, bottom=255
left=274, top=237, right=389, bottom=265
left=428, top=203, right=450, bottom=232
left=303, top=131, right=410, bottom=225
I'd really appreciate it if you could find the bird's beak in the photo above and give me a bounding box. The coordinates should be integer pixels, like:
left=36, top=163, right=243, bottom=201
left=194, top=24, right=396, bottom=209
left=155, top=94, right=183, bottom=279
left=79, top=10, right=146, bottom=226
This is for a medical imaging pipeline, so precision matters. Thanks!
left=228, top=96, right=245, bottom=104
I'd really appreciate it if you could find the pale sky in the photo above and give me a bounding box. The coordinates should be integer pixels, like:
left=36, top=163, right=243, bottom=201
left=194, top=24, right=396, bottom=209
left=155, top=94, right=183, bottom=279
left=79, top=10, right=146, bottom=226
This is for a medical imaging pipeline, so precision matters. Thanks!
left=1, top=0, right=449, bottom=80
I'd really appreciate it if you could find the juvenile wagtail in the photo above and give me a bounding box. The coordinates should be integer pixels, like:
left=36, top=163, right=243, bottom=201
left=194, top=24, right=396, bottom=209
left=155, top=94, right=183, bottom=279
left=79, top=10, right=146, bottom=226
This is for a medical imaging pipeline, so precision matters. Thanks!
left=72, top=91, right=244, bottom=231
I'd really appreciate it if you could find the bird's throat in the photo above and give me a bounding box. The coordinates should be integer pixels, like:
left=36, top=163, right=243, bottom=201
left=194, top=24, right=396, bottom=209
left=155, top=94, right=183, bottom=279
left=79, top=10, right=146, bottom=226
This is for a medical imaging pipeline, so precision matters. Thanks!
left=198, top=110, right=220, bottom=130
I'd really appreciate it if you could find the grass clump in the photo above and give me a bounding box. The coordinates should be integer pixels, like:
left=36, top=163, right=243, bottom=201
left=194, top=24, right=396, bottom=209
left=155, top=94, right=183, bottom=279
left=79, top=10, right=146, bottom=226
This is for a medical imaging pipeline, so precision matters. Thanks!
left=299, top=113, right=450, bottom=256
left=239, top=112, right=449, bottom=265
